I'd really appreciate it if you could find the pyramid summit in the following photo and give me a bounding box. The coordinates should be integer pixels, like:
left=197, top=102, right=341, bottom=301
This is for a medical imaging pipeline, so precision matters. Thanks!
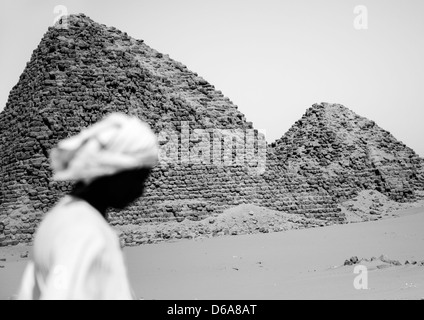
left=0, top=15, right=423, bottom=246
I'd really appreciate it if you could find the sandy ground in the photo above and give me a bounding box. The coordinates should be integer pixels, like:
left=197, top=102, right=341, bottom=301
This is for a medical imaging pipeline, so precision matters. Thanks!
left=1, top=207, right=424, bottom=300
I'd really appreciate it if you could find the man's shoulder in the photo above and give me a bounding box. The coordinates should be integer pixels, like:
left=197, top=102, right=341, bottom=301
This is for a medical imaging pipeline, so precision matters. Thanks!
left=50, top=196, right=102, bottom=220
left=39, top=196, right=111, bottom=237
left=35, top=197, right=121, bottom=252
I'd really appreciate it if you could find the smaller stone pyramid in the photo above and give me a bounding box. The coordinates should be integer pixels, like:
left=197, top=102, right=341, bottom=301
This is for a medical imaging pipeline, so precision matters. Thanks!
left=270, top=103, right=424, bottom=202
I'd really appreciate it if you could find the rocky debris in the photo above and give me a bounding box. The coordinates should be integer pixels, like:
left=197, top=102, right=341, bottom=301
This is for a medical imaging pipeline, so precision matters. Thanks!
left=343, top=255, right=424, bottom=268
left=20, top=251, right=29, bottom=259
left=116, top=204, right=315, bottom=246
left=0, top=265, right=4, bottom=269
left=0, top=15, right=423, bottom=247
left=344, top=256, right=359, bottom=266
left=378, top=254, right=402, bottom=266
left=339, top=190, right=424, bottom=223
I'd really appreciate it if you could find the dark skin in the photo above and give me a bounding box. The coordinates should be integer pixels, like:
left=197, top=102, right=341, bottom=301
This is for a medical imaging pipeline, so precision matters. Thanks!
left=70, top=168, right=151, bottom=219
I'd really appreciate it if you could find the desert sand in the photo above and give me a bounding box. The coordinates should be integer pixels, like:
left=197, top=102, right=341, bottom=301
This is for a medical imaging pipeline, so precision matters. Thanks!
left=1, top=207, right=424, bottom=300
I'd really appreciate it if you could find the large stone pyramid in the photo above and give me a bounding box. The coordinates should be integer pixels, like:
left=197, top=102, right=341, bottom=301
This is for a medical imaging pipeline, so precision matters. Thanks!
left=0, top=14, right=422, bottom=246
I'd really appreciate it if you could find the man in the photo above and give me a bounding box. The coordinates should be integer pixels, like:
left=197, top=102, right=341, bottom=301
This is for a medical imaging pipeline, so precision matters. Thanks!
left=18, top=113, right=159, bottom=300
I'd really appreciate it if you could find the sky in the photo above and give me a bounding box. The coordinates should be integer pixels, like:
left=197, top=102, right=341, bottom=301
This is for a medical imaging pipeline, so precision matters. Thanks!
left=0, top=0, right=423, bottom=155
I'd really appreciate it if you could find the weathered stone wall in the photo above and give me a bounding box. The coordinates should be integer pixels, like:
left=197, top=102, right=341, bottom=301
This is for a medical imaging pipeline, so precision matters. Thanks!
left=108, top=162, right=342, bottom=227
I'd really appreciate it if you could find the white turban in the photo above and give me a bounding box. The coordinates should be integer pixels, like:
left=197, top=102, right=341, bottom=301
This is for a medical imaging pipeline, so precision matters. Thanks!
left=50, top=113, right=159, bottom=182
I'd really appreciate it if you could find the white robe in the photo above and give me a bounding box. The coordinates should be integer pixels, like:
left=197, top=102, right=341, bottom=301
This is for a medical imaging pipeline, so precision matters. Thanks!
left=17, top=196, right=133, bottom=300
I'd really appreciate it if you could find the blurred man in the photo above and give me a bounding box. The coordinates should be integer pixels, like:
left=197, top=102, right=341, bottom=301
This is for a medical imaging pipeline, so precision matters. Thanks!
left=18, top=113, right=158, bottom=300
